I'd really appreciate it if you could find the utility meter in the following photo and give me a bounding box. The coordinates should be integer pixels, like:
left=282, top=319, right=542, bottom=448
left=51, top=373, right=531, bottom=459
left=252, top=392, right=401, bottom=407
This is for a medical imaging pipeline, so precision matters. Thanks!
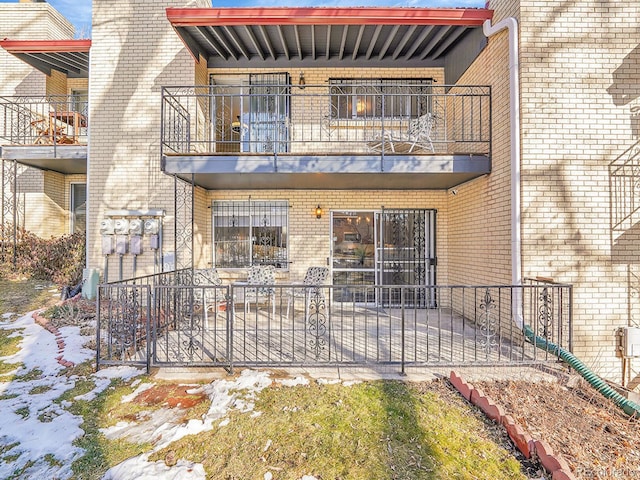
left=129, top=219, right=143, bottom=235
left=114, top=219, right=130, bottom=235
left=99, top=219, right=115, bottom=235
left=144, top=218, right=159, bottom=235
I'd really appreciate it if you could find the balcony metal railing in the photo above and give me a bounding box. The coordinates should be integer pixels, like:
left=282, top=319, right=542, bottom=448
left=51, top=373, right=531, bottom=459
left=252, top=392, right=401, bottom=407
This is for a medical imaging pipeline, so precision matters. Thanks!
left=161, top=83, right=491, bottom=158
left=610, top=139, right=640, bottom=238
left=0, top=95, right=88, bottom=146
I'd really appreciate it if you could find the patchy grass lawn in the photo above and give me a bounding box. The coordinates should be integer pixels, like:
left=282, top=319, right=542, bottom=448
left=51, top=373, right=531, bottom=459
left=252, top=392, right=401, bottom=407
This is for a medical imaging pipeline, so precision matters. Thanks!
left=61, top=375, right=529, bottom=480
left=0, top=278, right=58, bottom=316
left=144, top=379, right=526, bottom=480
left=0, top=278, right=533, bottom=479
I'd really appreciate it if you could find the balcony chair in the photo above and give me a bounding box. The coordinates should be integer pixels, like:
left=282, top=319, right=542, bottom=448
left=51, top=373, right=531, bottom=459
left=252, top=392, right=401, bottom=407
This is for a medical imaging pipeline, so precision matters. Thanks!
left=244, top=264, right=276, bottom=317
left=192, top=268, right=224, bottom=328
left=369, top=112, right=435, bottom=154
left=285, top=266, right=330, bottom=320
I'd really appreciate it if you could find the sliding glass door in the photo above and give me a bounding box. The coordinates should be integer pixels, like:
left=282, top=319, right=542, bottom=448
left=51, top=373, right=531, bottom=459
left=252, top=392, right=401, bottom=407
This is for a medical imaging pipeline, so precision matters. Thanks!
left=331, top=209, right=436, bottom=307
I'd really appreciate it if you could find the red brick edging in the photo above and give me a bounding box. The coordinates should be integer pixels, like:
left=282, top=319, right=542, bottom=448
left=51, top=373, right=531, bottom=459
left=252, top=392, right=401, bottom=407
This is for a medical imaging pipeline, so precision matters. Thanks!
left=449, top=371, right=576, bottom=480
left=32, top=298, right=78, bottom=369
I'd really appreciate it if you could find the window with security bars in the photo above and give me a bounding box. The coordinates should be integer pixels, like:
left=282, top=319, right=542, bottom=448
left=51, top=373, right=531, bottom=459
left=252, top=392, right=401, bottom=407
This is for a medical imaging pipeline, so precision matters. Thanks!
left=212, top=200, right=289, bottom=268
left=329, top=78, right=433, bottom=120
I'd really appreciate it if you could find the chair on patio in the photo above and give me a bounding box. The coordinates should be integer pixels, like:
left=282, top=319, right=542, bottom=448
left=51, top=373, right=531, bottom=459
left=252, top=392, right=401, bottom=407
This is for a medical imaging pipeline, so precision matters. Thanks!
left=369, top=112, right=436, bottom=153
left=244, top=265, right=276, bottom=316
left=192, top=268, right=225, bottom=328
left=285, top=266, right=329, bottom=320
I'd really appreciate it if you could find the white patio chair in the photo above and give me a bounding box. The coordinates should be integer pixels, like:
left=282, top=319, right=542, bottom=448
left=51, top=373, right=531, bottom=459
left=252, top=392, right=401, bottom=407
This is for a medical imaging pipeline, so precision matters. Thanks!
left=369, top=113, right=436, bottom=153
left=285, top=266, right=329, bottom=320
left=192, top=268, right=224, bottom=329
left=244, top=265, right=276, bottom=317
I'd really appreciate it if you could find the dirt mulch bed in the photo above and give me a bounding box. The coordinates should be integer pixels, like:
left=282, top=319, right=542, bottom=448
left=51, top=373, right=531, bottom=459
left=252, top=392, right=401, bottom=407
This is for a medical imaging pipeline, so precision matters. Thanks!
left=476, top=378, right=639, bottom=480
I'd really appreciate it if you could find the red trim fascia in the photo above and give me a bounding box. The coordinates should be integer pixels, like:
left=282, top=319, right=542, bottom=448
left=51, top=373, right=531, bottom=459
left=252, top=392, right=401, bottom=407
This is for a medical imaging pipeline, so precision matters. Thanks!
left=0, top=39, right=91, bottom=53
left=166, top=7, right=493, bottom=27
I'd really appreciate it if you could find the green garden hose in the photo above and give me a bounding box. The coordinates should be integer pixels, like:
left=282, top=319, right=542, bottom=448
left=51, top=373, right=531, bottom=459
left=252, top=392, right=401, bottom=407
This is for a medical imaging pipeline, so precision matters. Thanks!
left=524, top=325, right=640, bottom=418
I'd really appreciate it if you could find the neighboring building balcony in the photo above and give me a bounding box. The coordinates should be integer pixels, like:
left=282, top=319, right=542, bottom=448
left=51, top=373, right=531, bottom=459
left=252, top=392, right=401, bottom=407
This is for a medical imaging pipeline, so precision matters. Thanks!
left=0, top=95, right=88, bottom=174
left=161, top=83, right=491, bottom=190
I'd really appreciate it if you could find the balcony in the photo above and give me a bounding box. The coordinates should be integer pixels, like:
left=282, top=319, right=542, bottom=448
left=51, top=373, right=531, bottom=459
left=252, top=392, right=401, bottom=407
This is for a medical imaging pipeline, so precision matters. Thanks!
left=0, top=95, right=88, bottom=174
left=161, top=83, right=491, bottom=190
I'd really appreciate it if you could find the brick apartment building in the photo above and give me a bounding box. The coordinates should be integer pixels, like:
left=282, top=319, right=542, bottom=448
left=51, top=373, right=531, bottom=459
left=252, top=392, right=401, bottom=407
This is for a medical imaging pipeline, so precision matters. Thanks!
left=1, top=0, right=639, bottom=385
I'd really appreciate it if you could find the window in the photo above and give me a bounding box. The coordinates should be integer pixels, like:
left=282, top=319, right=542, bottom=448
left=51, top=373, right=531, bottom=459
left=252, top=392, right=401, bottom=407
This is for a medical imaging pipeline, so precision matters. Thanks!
left=329, top=78, right=433, bottom=120
left=213, top=200, right=288, bottom=268
left=70, top=183, right=86, bottom=234
left=71, top=89, right=88, bottom=116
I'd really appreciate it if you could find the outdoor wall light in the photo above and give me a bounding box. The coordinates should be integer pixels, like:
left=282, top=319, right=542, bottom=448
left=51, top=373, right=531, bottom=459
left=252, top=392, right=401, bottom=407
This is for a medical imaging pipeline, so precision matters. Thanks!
left=298, top=71, right=306, bottom=89
left=315, top=205, right=322, bottom=219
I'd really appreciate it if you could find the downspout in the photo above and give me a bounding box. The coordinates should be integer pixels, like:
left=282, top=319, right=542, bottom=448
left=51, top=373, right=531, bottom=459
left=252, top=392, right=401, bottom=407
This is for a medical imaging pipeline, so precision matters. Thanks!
left=483, top=17, right=523, bottom=328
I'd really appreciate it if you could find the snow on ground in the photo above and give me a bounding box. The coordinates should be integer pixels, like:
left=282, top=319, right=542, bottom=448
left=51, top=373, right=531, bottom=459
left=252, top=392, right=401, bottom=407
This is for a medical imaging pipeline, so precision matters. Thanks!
left=0, top=309, right=320, bottom=480
left=0, top=310, right=94, bottom=479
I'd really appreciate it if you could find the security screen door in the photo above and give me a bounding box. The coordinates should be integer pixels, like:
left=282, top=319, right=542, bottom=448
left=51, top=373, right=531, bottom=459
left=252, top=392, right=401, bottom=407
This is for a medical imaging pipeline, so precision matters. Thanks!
left=248, top=73, right=290, bottom=153
left=331, top=209, right=436, bottom=307
left=210, top=73, right=290, bottom=153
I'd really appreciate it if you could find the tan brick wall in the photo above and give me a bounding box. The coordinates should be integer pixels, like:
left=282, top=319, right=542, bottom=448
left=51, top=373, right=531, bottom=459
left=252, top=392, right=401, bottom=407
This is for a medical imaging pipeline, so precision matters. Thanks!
left=447, top=19, right=514, bottom=288
left=16, top=170, right=66, bottom=237
left=67, top=78, right=89, bottom=94
left=46, top=69, right=68, bottom=96
left=87, top=0, right=210, bottom=280
left=500, top=0, right=640, bottom=382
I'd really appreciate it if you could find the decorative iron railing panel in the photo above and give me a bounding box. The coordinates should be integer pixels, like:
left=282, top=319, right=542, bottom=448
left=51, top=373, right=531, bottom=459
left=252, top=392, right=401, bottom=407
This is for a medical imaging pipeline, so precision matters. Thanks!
left=161, top=84, right=490, bottom=158
left=97, top=274, right=571, bottom=373
left=1, top=159, right=20, bottom=265
left=96, top=284, right=152, bottom=371
left=153, top=285, right=231, bottom=367
left=0, top=95, right=88, bottom=146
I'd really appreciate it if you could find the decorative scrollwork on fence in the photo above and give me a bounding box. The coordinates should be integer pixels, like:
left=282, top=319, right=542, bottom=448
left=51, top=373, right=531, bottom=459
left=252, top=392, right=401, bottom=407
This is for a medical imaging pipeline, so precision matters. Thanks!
left=537, top=286, right=553, bottom=339
left=478, top=288, right=498, bottom=356
left=174, top=176, right=193, bottom=271
left=108, top=287, right=144, bottom=361
left=175, top=290, right=203, bottom=362
left=308, top=288, right=327, bottom=360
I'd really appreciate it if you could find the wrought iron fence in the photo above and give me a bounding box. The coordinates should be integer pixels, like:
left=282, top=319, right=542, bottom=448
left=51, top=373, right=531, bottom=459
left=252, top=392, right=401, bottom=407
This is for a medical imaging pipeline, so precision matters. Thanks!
left=161, top=83, right=491, bottom=158
left=0, top=95, right=88, bottom=146
left=610, top=139, right=640, bottom=238
left=97, top=274, right=571, bottom=374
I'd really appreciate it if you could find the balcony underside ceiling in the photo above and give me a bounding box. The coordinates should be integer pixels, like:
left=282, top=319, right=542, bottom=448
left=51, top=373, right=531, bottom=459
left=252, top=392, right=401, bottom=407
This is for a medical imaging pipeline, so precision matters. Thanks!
left=0, top=146, right=87, bottom=174
left=167, top=7, right=493, bottom=69
left=163, top=153, right=490, bottom=190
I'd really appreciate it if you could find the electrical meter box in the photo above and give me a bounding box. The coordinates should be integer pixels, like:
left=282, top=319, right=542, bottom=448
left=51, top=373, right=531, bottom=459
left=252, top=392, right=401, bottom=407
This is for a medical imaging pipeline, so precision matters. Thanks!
left=149, top=234, right=160, bottom=250
left=130, top=235, right=142, bottom=255
left=115, top=235, right=128, bottom=255
left=618, top=327, right=640, bottom=358
left=101, top=235, right=114, bottom=255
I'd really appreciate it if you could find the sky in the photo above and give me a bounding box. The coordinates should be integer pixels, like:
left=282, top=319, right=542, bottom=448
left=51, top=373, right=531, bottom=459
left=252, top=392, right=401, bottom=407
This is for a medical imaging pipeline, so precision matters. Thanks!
left=0, top=304, right=315, bottom=479
left=0, top=0, right=487, bottom=39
